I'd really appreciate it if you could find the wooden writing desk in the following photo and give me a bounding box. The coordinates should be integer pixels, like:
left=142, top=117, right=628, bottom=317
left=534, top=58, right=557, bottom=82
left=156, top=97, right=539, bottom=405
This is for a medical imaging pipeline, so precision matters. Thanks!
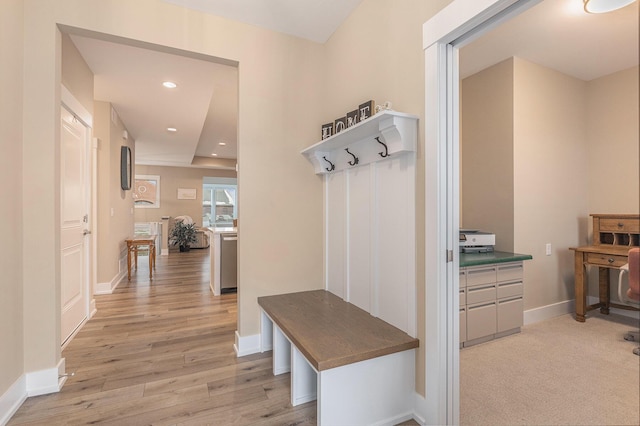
left=570, top=214, right=639, bottom=322
left=125, top=236, right=156, bottom=280
left=258, top=290, right=419, bottom=425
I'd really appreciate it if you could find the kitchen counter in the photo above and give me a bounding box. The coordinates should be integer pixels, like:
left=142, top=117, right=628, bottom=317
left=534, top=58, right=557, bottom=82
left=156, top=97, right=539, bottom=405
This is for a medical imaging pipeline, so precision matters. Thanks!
left=460, top=250, right=532, bottom=267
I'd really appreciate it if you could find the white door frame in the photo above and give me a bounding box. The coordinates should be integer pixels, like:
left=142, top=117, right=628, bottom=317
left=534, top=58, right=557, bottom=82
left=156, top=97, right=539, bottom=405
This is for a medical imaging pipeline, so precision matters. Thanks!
left=421, top=0, right=541, bottom=424
left=60, top=85, right=95, bottom=348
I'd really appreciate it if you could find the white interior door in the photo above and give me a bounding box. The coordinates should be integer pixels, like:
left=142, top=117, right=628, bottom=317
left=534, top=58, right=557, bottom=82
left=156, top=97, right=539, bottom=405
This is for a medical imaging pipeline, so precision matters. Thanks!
left=60, top=105, right=90, bottom=345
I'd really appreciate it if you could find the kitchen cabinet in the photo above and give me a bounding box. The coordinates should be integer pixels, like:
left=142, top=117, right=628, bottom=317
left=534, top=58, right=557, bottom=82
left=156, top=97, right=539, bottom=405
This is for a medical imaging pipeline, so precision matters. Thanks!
left=459, top=251, right=532, bottom=348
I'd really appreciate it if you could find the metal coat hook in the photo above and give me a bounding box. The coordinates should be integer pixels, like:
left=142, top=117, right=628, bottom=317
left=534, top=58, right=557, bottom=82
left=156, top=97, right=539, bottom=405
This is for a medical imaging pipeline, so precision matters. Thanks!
left=323, top=156, right=335, bottom=172
left=345, top=148, right=359, bottom=166
left=375, top=137, right=389, bottom=158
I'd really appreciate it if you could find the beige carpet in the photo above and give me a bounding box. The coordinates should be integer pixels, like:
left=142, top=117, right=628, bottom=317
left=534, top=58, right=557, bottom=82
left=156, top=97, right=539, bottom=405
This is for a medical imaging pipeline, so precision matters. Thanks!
left=461, top=312, right=640, bottom=425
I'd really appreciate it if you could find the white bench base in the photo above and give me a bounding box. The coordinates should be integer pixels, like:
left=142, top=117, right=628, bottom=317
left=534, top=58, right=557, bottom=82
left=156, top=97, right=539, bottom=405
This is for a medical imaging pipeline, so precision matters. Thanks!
left=261, top=311, right=416, bottom=426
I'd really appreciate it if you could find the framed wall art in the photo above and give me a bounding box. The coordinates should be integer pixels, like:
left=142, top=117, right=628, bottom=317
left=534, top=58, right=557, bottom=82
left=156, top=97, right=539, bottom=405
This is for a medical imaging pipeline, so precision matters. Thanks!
left=133, top=175, right=161, bottom=208
left=120, top=146, right=132, bottom=190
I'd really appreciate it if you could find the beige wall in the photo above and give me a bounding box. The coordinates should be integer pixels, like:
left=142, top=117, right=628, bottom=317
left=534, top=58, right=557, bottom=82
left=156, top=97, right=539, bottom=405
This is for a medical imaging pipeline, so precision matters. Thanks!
left=586, top=66, right=639, bottom=215
left=512, top=57, right=589, bottom=309
left=324, top=0, right=454, bottom=397
left=0, top=0, right=24, bottom=392
left=93, top=102, right=135, bottom=284
left=134, top=165, right=236, bottom=225
left=461, top=58, right=515, bottom=251
left=61, top=33, right=94, bottom=115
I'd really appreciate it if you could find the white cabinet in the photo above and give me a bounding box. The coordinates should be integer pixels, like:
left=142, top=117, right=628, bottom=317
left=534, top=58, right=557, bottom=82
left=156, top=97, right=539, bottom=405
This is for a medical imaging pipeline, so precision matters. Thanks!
left=460, top=260, right=525, bottom=347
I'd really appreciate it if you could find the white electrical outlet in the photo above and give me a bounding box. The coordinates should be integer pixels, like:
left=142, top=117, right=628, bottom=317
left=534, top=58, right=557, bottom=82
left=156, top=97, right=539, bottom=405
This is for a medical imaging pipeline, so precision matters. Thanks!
left=545, top=243, right=551, bottom=256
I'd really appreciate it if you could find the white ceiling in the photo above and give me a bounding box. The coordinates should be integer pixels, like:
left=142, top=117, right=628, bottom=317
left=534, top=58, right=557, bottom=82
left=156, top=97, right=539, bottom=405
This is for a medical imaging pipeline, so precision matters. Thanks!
left=68, top=0, right=638, bottom=169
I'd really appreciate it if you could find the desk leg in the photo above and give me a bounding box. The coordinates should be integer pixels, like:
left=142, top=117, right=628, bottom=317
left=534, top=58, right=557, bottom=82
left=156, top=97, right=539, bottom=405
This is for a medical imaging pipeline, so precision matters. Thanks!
left=598, top=267, right=610, bottom=315
left=127, top=245, right=132, bottom=281
left=574, top=252, right=586, bottom=322
left=148, top=248, right=153, bottom=279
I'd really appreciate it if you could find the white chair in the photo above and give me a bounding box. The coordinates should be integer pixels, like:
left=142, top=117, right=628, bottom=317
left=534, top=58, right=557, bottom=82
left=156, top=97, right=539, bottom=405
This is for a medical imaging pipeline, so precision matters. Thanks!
left=618, top=247, right=640, bottom=355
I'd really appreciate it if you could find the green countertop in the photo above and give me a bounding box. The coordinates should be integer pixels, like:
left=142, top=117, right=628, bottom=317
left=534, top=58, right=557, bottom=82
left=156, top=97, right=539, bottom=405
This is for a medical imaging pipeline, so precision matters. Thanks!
left=460, top=250, right=533, bottom=267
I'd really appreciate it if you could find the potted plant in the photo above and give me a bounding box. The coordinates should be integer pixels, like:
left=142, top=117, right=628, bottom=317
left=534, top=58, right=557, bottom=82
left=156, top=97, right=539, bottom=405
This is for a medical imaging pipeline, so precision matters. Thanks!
left=169, top=221, right=197, bottom=252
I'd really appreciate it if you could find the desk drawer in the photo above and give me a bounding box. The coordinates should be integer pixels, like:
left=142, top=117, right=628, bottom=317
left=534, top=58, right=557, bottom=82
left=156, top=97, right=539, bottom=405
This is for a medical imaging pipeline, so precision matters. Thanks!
left=599, top=218, right=639, bottom=233
left=586, top=252, right=628, bottom=268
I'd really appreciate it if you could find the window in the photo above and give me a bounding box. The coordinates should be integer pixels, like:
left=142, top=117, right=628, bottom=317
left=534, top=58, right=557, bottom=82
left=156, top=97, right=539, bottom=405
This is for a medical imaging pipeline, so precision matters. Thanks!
left=203, top=180, right=237, bottom=228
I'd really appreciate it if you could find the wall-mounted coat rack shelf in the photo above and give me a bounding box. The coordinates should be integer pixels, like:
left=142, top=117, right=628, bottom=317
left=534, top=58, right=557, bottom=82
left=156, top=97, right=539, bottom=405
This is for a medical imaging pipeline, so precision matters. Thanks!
left=301, top=111, right=418, bottom=175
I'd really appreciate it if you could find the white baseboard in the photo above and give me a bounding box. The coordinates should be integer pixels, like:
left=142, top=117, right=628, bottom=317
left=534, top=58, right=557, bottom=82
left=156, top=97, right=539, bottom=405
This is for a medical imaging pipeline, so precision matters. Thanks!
left=234, top=331, right=261, bottom=357
left=95, top=270, right=126, bottom=295
left=0, top=375, right=26, bottom=426
left=412, top=392, right=427, bottom=425
left=90, top=298, right=97, bottom=318
left=524, top=299, right=575, bottom=325
left=26, top=359, right=66, bottom=397
left=0, top=360, right=66, bottom=425
left=161, top=248, right=169, bottom=256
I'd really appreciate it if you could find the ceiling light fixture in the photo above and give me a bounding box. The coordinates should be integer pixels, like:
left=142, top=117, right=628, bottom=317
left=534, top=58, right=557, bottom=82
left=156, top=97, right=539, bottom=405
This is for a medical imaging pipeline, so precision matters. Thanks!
left=167, top=127, right=177, bottom=132
left=211, top=153, right=218, bottom=156
left=162, top=81, right=177, bottom=88
left=218, top=142, right=227, bottom=146
left=583, top=0, right=636, bottom=13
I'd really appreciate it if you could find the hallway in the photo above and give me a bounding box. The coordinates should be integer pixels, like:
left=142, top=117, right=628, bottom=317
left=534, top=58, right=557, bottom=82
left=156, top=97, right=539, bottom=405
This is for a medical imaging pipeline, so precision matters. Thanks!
left=9, top=249, right=316, bottom=425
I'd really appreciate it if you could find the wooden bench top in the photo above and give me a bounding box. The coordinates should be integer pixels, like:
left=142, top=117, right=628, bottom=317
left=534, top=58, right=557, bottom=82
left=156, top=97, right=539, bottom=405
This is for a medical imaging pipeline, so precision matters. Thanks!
left=258, top=290, right=419, bottom=371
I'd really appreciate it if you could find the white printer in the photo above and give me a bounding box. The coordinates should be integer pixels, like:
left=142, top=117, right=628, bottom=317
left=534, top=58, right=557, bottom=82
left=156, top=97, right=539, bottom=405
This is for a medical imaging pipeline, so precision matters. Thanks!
left=459, top=230, right=495, bottom=253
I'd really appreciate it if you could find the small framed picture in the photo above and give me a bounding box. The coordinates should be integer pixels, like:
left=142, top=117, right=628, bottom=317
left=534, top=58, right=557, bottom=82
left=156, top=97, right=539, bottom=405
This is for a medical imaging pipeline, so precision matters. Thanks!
left=346, top=109, right=359, bottom=128
left=120, top=146, right=132, bottom=190
left=359, top=100, right=375, bottom=121
left=321, top=122, right=334, bottom=140
left=334, top=116, right=347, bottom=134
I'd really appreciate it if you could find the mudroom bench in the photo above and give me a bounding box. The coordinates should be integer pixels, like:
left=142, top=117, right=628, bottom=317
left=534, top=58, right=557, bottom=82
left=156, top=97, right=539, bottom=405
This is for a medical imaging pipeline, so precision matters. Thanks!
left=258, top=289, right=419, bottom=426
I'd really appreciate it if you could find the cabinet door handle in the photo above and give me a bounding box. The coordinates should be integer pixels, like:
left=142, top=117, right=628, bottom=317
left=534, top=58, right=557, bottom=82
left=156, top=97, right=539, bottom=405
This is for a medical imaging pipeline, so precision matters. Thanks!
left=608, top=257, right=615, bottom=264
left=617, top=223, right=624, bottom=228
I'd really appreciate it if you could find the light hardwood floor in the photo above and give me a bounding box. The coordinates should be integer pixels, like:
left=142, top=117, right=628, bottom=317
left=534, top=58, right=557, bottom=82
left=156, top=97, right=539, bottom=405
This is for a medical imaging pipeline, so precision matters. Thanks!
left=9, top=249, right=317, bottom=425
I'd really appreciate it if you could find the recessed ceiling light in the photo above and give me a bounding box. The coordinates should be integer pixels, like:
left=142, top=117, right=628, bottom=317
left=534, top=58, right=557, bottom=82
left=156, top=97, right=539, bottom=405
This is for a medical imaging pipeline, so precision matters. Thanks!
left=218, top=142, right=227, bottom=146
left=211, top=153, right=218, bottom=156
left=162, top=81, right=177, bottom=88
left=167, top=127, right=177, bottom=132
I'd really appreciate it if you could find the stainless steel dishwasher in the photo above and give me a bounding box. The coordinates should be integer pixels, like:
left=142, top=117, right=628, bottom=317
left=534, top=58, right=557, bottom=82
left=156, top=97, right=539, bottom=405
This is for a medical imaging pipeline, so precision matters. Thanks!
left=220, top=232, right=237, bottom=292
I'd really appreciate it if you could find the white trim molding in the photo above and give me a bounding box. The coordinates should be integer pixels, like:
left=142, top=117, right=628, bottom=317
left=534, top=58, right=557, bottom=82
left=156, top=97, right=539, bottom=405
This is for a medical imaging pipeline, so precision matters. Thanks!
left=0, top=376, right=26, bottom=426
left=524, top=299, right=575, bottom=325
left=234, top=331, right=261, bottom=357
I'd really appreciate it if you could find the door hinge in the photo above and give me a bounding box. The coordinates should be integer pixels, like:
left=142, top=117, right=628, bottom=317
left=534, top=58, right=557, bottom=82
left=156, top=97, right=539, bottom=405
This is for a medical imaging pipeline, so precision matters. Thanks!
left=446, top=249, right=454, bottom=263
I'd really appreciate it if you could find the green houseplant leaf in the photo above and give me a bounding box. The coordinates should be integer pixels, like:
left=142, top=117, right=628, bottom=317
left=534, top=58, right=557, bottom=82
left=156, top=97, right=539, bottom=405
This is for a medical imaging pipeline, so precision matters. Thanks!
left=169, top=221, right=198, bottom=251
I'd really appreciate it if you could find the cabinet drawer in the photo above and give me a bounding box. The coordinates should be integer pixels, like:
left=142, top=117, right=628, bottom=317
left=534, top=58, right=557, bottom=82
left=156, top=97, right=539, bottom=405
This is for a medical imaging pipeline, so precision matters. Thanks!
left=459, top=269, right=467, bottom=288
left=466, top=266, right=496, bottom=286
left=460, top=308, right=466, bottom=343
left=497, top=262, right=523, bottom=282
left=459, top=288, right=466, bottom=307
left=467, top=302, right=496, bottom=341
left=586, top=252, right=628, bottom=268
left=497, top=281, right=523, bottom=299
left=497, top=297, right=523, bottom=333
left=599, top=218, right=639, bottom=233
left=467, top=284, right=496, bottom=305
